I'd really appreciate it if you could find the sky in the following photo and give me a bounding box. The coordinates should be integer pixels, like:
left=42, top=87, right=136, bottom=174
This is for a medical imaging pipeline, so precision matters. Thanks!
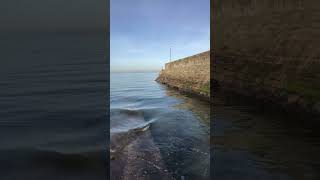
left=111, top=0, right=210, bottom=72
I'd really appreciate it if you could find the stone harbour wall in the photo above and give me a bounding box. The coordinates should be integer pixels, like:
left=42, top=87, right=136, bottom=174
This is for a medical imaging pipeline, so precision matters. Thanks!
left=156, top=51, right=210, bottom=99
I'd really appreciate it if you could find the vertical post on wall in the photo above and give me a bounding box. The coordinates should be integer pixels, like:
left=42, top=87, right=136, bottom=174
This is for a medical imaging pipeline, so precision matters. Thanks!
left=170, top=47, right=171, bottom=62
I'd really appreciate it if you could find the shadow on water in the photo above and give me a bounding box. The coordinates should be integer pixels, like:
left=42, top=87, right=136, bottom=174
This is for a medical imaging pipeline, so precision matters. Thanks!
left=213, top=92, right=320, bottom=180
left=165, top=87, right=210, bottom=126
left=150, top=86, right=210, bottom=180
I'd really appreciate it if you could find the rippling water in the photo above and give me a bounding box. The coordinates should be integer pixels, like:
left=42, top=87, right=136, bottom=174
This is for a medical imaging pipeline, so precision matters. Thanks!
left=213, top=93, right=320, bottom=180
left=110, top=72, right=210, bottom=180
left=0, top=32, right=108, bottom=180
left=4, top=33, right=319, bottom=180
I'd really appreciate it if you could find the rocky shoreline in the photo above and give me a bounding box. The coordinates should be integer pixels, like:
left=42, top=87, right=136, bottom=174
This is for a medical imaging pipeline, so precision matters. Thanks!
left=155, top=76, right=210, bottom=101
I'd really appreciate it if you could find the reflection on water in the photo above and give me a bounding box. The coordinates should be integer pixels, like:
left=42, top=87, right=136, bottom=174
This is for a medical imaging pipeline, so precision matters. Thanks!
left=110, top=73, right=210, bottom=180
left=213, top=93, right=320, bottom=180
left=166, top=89, right=210, bottom=127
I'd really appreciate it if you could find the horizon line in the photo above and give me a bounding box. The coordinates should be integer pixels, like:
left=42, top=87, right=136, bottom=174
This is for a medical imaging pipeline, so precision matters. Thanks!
left=110, top=70, right=160, bottom=73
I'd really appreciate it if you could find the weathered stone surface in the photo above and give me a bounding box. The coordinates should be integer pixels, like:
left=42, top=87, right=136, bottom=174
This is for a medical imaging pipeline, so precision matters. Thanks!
left=212, top=0, right=320, bottom=115
left=156, top=51, right=210, bottom=100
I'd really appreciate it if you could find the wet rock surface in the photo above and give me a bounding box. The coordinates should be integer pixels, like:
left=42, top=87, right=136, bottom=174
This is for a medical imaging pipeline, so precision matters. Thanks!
left=110, top=128, right=174, bottom=180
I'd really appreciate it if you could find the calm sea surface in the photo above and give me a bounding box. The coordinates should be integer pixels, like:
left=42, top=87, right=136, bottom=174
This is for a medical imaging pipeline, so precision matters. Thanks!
left=213, top=93, right=320, bottom=180
left=110, top=72, right=210, bottom=180
left=0, top=32, right=108, bottom=180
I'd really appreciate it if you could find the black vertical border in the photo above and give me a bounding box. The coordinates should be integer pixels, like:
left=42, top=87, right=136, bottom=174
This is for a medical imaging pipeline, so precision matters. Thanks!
left=210, top=0, right=213, bottom=178
left=106, top=0, right=111, bottom=178
left=210, top=0, right=216, bottom=179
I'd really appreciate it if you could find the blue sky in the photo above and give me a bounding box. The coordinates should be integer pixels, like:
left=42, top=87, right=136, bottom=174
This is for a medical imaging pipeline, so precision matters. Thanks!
left=111, top=0, right=210, bottom=72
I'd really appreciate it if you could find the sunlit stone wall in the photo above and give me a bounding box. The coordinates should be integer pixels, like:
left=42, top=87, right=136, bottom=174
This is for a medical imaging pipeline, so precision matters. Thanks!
left=156, top=51, right=210, bottom=98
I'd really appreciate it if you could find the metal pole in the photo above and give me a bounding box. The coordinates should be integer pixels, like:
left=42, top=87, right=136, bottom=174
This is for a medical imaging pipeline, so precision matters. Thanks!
left=170, top=47, right=171, bottom=62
